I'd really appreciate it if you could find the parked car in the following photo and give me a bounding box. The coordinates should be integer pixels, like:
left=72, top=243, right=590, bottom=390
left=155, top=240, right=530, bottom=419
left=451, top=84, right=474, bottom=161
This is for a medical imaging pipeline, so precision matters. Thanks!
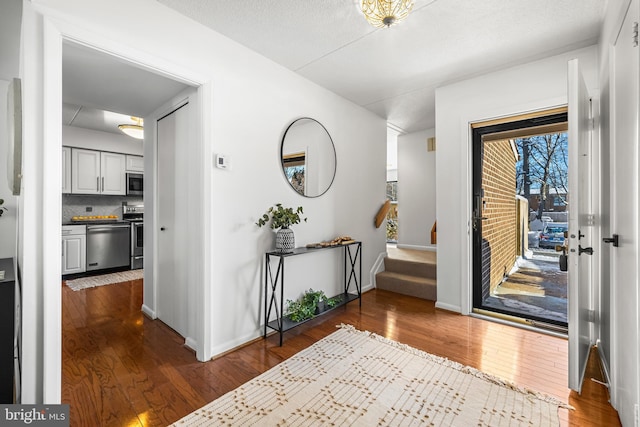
left=539, top=222, right=568, bottom=248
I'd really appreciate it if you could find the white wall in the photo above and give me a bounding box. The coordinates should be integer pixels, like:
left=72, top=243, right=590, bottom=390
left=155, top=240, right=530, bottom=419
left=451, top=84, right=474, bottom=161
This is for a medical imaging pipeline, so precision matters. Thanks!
left=397, top=129, right=436, bottom=249
left=386, top=127, right=399, bottom=182
left=62, top=125, right=143, bottom=155
left=0, top=81, right=18, bottom=259
left=435, top=45, right=599, bottom=313
left=21, top=0, right=387, bottom=402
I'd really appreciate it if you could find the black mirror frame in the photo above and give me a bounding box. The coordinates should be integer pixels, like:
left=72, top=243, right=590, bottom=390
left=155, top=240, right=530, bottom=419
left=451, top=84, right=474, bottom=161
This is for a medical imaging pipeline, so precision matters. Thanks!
left=280, top=117, right=337, bottom=198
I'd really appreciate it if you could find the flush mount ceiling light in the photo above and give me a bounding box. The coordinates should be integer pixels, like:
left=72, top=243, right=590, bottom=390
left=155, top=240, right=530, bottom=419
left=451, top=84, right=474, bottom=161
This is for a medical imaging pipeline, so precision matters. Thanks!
left=118, top=116, right=144, bottom=140
left=361, top=0, right=415, bottom=28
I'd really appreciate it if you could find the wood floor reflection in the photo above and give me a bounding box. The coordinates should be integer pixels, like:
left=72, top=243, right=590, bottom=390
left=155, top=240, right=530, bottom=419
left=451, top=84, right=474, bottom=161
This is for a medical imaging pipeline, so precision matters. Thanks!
left=61, top=280, right=620, bottom=426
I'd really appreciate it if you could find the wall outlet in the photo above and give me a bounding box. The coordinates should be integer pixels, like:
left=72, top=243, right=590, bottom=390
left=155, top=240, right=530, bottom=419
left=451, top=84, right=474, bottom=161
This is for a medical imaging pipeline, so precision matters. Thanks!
left=86, top=207, right=93, bottom=212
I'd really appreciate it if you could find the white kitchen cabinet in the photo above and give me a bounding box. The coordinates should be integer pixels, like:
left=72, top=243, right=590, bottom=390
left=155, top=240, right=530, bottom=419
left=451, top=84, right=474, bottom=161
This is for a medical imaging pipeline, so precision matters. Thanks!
left=62, top=146, right=71, bottom=193
left=126, top=155, right=144, bottom=172
left=62, top=225, right=86, bottom=274
left=101, top=151, right=127, bottom=195
left=71, top=148, right=126, bottom=195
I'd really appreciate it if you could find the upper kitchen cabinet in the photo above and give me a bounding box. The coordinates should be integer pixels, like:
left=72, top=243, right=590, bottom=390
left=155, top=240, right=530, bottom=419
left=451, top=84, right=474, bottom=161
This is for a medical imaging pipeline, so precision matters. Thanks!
left=71, top=148, right=126, bottom=195
left=126, top=155, right=144, bottom=173
left=62, top=146, right=71, bottom=193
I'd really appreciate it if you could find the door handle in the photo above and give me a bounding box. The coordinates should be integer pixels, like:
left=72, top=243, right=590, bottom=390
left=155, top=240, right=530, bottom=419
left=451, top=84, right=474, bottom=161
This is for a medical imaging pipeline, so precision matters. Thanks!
left=578, top=245, right=593, bottom=256
left=160, top=227, right=166, bottom=231
left=472, top=216, right=488, bottom=231
left=102, top=177, right=105, bottom=192
left=603, top=234, right=619, bottom=247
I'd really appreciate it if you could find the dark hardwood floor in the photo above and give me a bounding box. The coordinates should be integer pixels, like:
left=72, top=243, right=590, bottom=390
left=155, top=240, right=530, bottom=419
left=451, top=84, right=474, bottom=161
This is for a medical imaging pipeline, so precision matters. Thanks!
left=62, top=279, right=620, bottom=426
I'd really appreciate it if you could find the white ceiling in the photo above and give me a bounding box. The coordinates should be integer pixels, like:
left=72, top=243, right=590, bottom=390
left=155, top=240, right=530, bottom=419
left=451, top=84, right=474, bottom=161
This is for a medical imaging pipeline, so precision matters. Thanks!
left=156, top=0, right=606, bottom=133
left=62, top=42, right=189, bottom=135
left=57, top=1, right=606, bottom=135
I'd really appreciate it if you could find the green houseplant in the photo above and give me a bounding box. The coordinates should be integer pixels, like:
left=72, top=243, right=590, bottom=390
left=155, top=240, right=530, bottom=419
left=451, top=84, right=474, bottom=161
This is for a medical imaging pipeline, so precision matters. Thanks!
left=286, top=289, right=341, bottom=322
left=256, top=204, right=306, bottom=252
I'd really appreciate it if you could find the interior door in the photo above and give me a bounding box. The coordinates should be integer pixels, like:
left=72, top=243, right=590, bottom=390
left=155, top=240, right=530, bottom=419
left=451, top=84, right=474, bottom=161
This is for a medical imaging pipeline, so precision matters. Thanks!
left=610, top=0, right=640, bottom=422
left=567, top=58, right=593, bottom=392
left=157, top=102, right=190, bottom=337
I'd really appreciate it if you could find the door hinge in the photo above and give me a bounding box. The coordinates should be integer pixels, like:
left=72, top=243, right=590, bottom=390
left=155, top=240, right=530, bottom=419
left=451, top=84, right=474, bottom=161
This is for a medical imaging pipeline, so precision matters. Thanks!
left=634, top=22, right=639, bottom=47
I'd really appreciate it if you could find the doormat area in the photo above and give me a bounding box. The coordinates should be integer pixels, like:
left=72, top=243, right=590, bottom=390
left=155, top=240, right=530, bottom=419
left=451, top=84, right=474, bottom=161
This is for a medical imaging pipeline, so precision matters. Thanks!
left=65, top=269, right=143, bottom=291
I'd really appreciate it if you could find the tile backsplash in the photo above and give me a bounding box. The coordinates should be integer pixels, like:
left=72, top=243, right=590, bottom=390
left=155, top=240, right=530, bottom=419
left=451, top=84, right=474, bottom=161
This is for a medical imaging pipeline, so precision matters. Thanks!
left=62, top=195, right=143, bottom=222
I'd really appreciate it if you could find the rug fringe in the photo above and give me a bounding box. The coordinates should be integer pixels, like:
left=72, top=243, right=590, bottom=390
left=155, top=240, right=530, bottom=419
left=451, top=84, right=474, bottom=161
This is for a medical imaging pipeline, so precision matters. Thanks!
left=336, top=323, right=574, bottom=410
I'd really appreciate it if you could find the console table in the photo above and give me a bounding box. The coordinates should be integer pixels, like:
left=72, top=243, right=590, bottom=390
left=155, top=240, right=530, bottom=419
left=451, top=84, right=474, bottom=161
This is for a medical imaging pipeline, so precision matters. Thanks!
left=264, top=241, right=362, bottom=346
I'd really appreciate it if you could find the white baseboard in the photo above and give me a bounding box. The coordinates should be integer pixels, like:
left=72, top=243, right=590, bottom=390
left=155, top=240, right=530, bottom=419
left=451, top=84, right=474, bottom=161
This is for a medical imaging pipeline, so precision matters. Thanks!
left=370, top=251, right=387, bottom=288
left=185, top=337, right=198, bottom=352
left=361, top=283, right=374, bottom=293
left=210, top=330, right=264, bottom=359
left=596, top=340, right=612, bottom=390
left=396, top=244, right=437, bottom=252
left=435, top=301, right=461, bottom=313
left=141, top=304, right=156, bottom=319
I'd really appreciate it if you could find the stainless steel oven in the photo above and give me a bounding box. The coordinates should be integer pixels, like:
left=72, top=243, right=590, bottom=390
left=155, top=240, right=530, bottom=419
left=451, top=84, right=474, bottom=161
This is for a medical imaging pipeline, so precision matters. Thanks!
left=126, top=173, right=143, bottom=196
left=123, top=205, right=144, bottom=270
left=130, top=221, right=143, bottom=269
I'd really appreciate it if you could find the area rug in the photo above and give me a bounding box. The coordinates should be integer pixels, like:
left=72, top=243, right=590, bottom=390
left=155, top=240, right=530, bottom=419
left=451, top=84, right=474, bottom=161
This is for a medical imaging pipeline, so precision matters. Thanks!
left=65, top=269, right=143, bottom=291
left=171, top=324, right=570, bottom=426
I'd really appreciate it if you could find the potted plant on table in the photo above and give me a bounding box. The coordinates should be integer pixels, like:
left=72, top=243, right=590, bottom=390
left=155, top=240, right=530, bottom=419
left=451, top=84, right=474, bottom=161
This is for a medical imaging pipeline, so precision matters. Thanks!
left=256, top=203, right=306, bottom=253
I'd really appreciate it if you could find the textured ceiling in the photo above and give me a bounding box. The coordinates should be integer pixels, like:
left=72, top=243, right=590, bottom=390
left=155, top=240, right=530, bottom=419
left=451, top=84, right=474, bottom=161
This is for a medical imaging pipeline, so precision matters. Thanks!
left=157, top=0, right=606, bottom=133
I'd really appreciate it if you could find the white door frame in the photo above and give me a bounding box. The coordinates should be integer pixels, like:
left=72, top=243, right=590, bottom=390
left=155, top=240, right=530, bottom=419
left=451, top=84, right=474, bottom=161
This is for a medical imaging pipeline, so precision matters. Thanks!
left=38, top=13, right=213, bottom=402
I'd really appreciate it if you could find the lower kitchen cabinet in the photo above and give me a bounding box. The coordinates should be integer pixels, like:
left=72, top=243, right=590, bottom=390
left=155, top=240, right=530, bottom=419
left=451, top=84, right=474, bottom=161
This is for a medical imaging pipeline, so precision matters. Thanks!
left=62, top=225, right=86, bottom=275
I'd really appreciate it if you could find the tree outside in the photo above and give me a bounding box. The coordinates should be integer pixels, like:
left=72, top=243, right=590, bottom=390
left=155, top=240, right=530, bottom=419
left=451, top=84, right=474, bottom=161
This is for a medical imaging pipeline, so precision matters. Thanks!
left=515, top=133, right=568, bottom=219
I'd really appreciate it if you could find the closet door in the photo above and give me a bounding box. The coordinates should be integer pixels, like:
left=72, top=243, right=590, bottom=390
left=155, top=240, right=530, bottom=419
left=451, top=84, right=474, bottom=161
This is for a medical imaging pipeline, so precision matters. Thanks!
left=156, top=102, right=190, bottom=337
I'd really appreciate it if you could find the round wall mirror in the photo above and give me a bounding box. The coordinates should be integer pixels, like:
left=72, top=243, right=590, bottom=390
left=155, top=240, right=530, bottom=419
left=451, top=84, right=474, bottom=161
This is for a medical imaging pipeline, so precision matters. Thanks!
left=280, top=118, right=337, bottom=198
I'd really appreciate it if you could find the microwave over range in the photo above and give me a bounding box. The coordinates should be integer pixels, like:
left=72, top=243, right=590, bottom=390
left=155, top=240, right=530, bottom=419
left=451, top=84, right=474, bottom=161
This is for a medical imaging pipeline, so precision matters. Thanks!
left=126, top=173, right=143, bottom=196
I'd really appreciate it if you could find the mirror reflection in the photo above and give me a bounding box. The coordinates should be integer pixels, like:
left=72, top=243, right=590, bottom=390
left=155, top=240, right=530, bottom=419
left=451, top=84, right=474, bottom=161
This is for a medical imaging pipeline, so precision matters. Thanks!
left=281, top=118, right=336, bottom=197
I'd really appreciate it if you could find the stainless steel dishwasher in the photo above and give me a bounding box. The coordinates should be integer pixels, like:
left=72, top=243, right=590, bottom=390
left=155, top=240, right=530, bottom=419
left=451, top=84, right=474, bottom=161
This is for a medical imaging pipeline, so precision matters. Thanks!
left=86, top=223, right=131, bottom=271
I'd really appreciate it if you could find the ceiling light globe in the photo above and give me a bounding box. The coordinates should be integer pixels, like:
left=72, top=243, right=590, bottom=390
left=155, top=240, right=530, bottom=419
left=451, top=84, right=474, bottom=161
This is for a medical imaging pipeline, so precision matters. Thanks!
left=361, top=0, right=414, bottom=28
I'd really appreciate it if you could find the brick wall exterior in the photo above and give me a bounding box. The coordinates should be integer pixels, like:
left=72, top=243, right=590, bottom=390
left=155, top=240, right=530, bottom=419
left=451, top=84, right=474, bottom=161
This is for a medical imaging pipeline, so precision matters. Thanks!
left=481, top=140, right=518, bottom=295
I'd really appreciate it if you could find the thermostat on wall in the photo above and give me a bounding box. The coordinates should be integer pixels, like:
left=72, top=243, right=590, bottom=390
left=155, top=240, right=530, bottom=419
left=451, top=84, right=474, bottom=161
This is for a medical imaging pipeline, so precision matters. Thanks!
left=215, top=153, right=229, bottom=170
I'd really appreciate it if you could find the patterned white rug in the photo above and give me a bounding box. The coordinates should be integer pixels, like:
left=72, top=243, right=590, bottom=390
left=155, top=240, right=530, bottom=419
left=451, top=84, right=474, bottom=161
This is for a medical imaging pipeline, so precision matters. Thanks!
left=65, top=269, right=143, bottom=291
left=172, top=324, right=570, bottom=426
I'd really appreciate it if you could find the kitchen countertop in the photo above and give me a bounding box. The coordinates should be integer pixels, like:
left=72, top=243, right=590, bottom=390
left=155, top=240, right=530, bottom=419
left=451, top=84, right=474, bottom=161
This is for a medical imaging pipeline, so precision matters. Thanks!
left=63, top=220, right=130, bottom=226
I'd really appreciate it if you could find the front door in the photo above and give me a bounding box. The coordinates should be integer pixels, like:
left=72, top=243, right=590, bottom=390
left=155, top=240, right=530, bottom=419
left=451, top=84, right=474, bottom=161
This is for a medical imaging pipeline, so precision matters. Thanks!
left=471, top=112, right=569, bottom=328
left=567, top=58, right=593, bottom=393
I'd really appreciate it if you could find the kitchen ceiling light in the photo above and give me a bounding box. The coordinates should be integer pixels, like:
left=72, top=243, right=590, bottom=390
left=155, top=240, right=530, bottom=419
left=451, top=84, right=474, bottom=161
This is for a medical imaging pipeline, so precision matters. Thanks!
left=118, top=117, right=144, bottom=140
left=361, top=0, right=414, bottom=28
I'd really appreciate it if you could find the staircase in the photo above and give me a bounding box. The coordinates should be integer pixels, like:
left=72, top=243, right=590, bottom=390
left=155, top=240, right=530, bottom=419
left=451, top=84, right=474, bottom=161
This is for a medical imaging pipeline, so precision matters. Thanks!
left=376, top=247, right=437, bottom=301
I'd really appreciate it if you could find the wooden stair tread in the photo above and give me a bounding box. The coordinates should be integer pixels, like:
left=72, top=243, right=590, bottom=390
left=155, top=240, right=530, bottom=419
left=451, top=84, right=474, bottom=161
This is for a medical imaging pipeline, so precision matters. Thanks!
left=376, top=271, right=436, bottom=285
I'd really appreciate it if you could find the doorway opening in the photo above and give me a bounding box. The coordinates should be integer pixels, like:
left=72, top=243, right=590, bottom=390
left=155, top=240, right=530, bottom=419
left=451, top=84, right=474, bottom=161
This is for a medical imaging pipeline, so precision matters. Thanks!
left=471, top=109, right=569, bottom=332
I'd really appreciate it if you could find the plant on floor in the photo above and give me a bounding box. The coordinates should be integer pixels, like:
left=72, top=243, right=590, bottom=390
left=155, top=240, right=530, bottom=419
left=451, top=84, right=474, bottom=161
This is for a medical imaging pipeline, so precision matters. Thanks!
left=286, top=288, right=338, bottom=322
